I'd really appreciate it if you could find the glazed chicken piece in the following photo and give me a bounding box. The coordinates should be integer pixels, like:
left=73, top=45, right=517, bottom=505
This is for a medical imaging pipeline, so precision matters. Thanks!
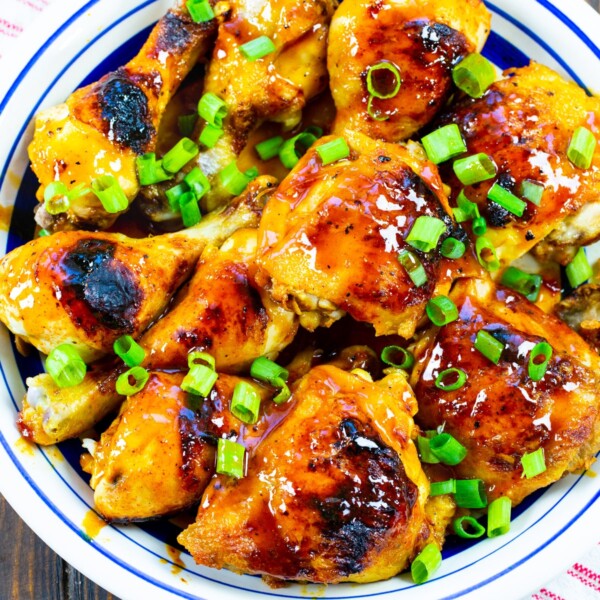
left=555, top=283, right=600, bottom=353
left=411, top=278, right=600, bottom=505
left=141, top=0, right=337, bottom=218
left=18, top=222, right=298, bottom=446
left=435, top=62, right=600, bottom=267
left=179, top=365, right=435, bottom=584
left=29, top=2, right=218, bottom=231
left=328, top=0, right=490, bottom=142
left=0, top=177, right=269, bottom=363
left=255, top=130, right=476, bottom=336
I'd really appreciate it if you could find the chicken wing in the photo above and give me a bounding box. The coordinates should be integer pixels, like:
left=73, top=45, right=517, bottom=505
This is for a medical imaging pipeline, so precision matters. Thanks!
left=411, top=278, right=600, bottom=505
left=178, top=365, right=434, bottom=584
left=328, top=0, right=490, bottom=142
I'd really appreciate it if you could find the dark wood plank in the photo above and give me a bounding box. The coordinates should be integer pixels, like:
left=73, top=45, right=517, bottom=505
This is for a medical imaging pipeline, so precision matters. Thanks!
left=66, top=567, right=117, bottom=600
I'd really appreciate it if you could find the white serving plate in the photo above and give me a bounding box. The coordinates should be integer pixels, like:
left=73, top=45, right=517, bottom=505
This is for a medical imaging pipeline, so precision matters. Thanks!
left=0, top=1, right=599, bottom=599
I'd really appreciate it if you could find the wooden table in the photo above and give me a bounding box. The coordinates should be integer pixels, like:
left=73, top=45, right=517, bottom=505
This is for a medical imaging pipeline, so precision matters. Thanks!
left=1, top=0, right=599, bottom=598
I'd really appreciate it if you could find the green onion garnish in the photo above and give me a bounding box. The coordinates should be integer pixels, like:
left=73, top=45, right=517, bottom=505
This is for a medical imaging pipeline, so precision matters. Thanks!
left=487, top=496, right=512, bottom=537
left=255, top=136, right=284, bottom=161
left=43, top=181, right=68, bottom=203
left=565, top=247, right=593, bottom=289
left=452, top=53, right=496, bottom=98
left=230, top=380, right=262, bottom=424
left=184, top=167, right=211, bottom=200
left=316, top=137, right=350, bottom=166
left=472, top=216, right=487, bottom=237
left=411, top=543, right=442, bottom=584
left=219, top=161, right=256, bottom=195
left=46, top=344, right=87, bottom=388
left=279, top=132, right=318, bottom=169
left=366, top=61, right=402, bottom=99
left=487, top=182, right=526, bottom=217
left=188, top=351, right=216, bottom=370
left=91, top=175, right=129, bottom=213
left=367, top=95, right=388, bottom=121
left=178, top=113, right=197, bottom=137
left=435, top=368, right=467, bottom=392
left=180, top=192, right=202, bottom=227
left=454, top=479, right=488, bottom=509
left=198, top=92, right=227, bottom=128
left=454, top=189, right=480, bottom=223
left=475, top=236, right=500, bottom=271
left=417, top=431, right=440, bottom=464
left=38, top=229, right=51, bottom=237
left=186, top=0, right=215, bottom=22
left=453, top=153, right=497, bottom=186
left=567, top=126, right=597, bottom=170
left=380, top=345, right=414, bottom=370
left=453, top=516, right=486, bottom=539
left=199, top=123, right=224, bottom=148
left=426, top=295, right=459, bottom=326
left=440, top=237, right=466, bottom=259
left=520, top=180, right=544, bottom=206
left=166, top=183, right=189, bottom=211
left=136, top=153, right=172, bottom=186
left=216, top=438, right=245, bottom=478
left=421, top=124, right=467, bottom=165
left=181, top=363, right=218, bottom=397
left=500, top=266, right=542, bottom=302
left=398, top=249, right=428, bottom=287
left=272, top=382, right=291, bottom=404
left=304, top=125, right=323, bottom=138
left=429, top=433, right=467, bottom=465
left=240, top=36, right=276, bottom=61
left=475, top=329, right=504, bottom=365
left=44, top=191, right=70, bottom=215
left=406, top=216, right=447, bottom=253
left=528, top=341, right=552, bottom=381
left=250, top=356, right=289, bottom=383
left=115, top=366, right=149, bottom=396
left=430, top=479, right=456, bottom=496
left=162, top=138, right=199, bottom=173
left=113, top=335, right=145, bottom=367
left=67, top=183, right=91, bottom=201
left=521, top=448, right=547, bottom=479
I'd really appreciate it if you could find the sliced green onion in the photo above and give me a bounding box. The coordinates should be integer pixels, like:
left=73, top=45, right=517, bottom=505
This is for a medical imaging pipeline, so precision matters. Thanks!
left=426, top=295, right=459, bottom=326
left=316, top=137, right=350, bottom=166
left=245, top=166, right=259, bottom=180
left=46, top=344, right=87, bottom=388
left=411, top=543, right=442, bottom=584
left=487, top=496, right=512, bottom=537
left=521, top=448, right=547, bottom=479
left=366, top=62, right=402, bottom=99
left=178, top=113, right=197, bottom=137
left=430, top=479, right=456, bottom=496
left=240, top=36, right=276, bottom=61
left=165, top=183, right=189, bottom=211
left=440, top=237, right=466, bottom=259
left=567, top=126, right=597, bottom=170
left=421, top=124, right=467, bottom=165
left=475, top=236, right=500, bottom=271
left=136, top=153, right=172, bottom=186
left=187, top=351, right=216, bottom=370
left=43, top=181, right=68, bottom=203
left=367, top=94, right=388, bottom=121
left=429, top=433, right=467, bottom=465
left=255, top=136, right=284, bottom=161
left=230, top=381, right=261, bottom=424
left=186, top=0, right=215, bottom=22
left=181, top=364, right=218, bottom=397
left=67, top=183, right=91, bottom=201
left=44, top=193, right=70, bottom=215
left=520, top=180, right=544, bottom=206
left=199, top=123, right=224, bottom=148
left=113, top=335, right=145, bottom=367
left=398, top=249, right=428, bottom=287
left=219, top=161, right=253, bottom=195
left=472, top=216, right=487, bottom=237
left=417, top=431, right=440, bottom=464
left=198, top=92, right=227, bottom=128
left=455, top=190, right=480, bottom=223
left=184, top=167, right=211, bottom=199
left=475, top=329, right=504, bottom=365
left=565, top=247, right=593, bottom=289
left=38, top=229, right=51, bottom=237
left=250, top=356, right=289, bottom=383
left=501, top=266, right=542, bottom=302
left=162, top=138, right=199, bottom=173
left=406, top=216, right=447, bottom=253
left=435, top=368, right=467, bottom=392
left=453, top=153, right=497, bottom=186
left=380, top=346, right=414, bottom=370
left=453, top=516, right=486, bottom=539
left=115, top=366, right=149, bottom=396
left=528, top=341, right=552, bottom=381
left=279, top=132, right=317, bottom=169
left=454, top=479, right=487, bottom=509
left=91, top=175, right=128, bottom=213
left=180, top=192, right=202, bottom=227
left=452, top=53, right=496, bottom=98
left=216, top=438, right=245, bottom=478
left=272, top=379, right=291, bottom=404
left=304, top=125, right=323, bottom=138
left=487, top=182, right=526, bottom=217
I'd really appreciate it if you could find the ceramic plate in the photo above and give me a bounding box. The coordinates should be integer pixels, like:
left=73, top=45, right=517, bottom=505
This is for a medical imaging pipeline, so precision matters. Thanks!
left=1, top=1, right=599, bottom=599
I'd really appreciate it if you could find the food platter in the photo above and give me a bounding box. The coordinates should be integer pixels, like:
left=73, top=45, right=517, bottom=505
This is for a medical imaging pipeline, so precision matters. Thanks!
left=0, top=0, right=599, bottom=599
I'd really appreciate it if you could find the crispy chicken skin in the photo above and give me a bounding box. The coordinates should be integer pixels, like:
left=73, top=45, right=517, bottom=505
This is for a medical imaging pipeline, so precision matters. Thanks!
left=29, top=2, right=218, bottom=231
left=179, top=365, right=434, bottom=584
left=329, top=0, right=490, bottom=142
left=555, top=283, right=600, bottom=353
left=435, top=62, right=600, bottom=267
left=0, top=177, right=268, bottom=363
left=255, top=131, right=474, bottom=336
left=411, top=278, right=600, bottom=505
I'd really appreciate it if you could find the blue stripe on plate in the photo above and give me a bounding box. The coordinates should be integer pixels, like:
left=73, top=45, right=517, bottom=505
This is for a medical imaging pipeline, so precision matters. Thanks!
left=482, top=30, right=530, bottom=70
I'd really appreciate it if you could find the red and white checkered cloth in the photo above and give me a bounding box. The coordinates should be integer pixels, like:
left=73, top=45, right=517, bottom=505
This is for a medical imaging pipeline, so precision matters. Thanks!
left=1, top=0, right=599, bottom=598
